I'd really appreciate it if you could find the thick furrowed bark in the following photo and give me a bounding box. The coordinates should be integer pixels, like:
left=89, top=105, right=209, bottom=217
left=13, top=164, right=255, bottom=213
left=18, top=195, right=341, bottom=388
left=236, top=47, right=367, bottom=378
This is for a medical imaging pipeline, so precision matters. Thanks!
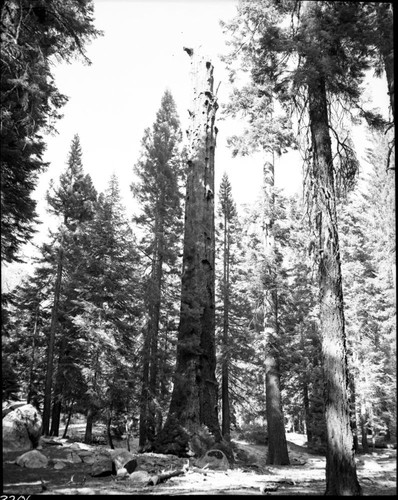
left=262, top=157, right=290, bottom=465
left=308, top=70, right=362, bottom=495
left=153, top=48, right=221, bottom=455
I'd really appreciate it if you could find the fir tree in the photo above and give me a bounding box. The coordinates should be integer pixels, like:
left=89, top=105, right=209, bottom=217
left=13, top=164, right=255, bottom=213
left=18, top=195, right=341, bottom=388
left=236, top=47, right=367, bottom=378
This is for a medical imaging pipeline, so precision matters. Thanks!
left=216, top=172, right=237, bottom=440
left=42, top=134, right=97, bottom=435
left=131, top=89, right=184, bottom=450
left=73, top=173, right=143, bottom=444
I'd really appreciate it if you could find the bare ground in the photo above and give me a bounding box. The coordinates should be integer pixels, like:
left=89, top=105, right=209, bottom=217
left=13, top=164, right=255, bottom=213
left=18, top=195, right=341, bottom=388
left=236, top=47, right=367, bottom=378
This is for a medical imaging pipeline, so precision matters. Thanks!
left=2, top=431, right=396, bottom=496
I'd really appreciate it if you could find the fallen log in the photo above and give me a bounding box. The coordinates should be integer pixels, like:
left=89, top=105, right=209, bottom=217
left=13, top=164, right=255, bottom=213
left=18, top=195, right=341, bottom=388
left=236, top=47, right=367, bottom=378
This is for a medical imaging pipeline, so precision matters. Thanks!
left=148, top=469, right=187, bottom=486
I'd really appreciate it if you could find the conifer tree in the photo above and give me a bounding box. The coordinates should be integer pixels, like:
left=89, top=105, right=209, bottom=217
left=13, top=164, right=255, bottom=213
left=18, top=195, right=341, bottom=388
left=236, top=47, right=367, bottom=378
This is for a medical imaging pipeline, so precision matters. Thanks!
left=216, top=172, right=237, bottom=439
left=278, top=196, right=326, bottom=449
left=339, top=131, right=396, bottom=450
left=221, top=65, right=293, bottom=465
left=220, top=0, right=385, bottom=492
left=72, top=173, right=143, bottom=444
left=131, top=90, right=184, bottom=450
left=42, top=134, right=97, bottom=435
left=1, top=0, right=101, bottom=263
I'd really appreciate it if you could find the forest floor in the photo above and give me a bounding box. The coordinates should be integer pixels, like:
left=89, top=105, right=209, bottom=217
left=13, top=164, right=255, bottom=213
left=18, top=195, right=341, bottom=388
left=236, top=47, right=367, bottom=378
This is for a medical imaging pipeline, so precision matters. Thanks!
left=2, top=429, right=396, bottom=496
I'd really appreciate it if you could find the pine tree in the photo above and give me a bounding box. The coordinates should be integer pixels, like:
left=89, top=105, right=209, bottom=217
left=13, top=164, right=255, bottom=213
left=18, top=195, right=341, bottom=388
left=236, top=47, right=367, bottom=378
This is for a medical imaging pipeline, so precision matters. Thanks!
left=0, top=0, right=101, bottom=263
left=131, top=89, right=184, bottom=450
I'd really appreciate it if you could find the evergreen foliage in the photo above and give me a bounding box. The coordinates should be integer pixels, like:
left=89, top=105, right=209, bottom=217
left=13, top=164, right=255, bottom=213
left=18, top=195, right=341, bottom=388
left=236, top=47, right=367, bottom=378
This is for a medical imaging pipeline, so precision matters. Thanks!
left=1, top=3, right=395, bottom=485
left=131, top=89, right=185, bottom=449
left=215, top=172, right=257, bottom=438
left=339, top=131, right=396, bottom=448
left=219, top=0, right=394, bottom=492
left=1, top=0, right=101, bottom=263
left=41, top=133, right=97, bottom=434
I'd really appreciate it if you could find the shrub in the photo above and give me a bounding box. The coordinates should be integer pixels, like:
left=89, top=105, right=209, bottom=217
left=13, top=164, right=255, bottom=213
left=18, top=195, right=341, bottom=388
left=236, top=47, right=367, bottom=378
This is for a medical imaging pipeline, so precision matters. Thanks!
left=237, top=424, right=268, bottom=445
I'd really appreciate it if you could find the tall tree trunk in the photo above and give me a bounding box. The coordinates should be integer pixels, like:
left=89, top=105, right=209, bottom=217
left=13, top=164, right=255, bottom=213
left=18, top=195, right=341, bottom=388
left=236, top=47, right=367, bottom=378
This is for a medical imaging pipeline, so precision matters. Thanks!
left=42, top=243, right=63, bottom=436
left=50, top=398, right=61, bottom=436
left=149, top=205, right=165, bottom=398
left=160, top=319, right=169, bottom=399
left=299, top=330, right=313, bottom=444
left=140, top=209, right=164, bottom=451
left=27, top=307, right=39, bottom=405
left=221, top=209, right=231, bottom=440
left=307, top=71, right=361, bottom=495
left=154, top=48, right=221, bottom=455
left=139, top=322, right=151, bottom=450
left=50, top=332, right=68, bottom=437
left=262, top=157, right=290, bottom=465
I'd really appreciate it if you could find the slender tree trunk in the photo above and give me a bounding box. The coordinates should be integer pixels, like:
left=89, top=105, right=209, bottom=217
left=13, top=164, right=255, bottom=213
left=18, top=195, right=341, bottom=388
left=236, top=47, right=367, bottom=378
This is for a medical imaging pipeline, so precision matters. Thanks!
left=62, top=400, right=74, bottom=438
left=50, top=398, right=61, bottom=436
left=348, top=371, right=359, bottom=453
left=154, top=48, right=221, bottom=455
left=149, top=206, right=164, bottom=398
left=42, top=243, right=63, bottom=436
left=221, top=210, right=231, bottom=440
left=50, top=333, right=68, bottom=436
left=262, top=157, right=290, bottom=465
left=139, top=322, right=151, bottom=450
left=107, top=411, right=114, bottom=450
left=307, top=71, right=361, bottom=495
left=27, top=307, right=39, bottom=404
left=160, top=319, right=169, bottom=399
left=299, top=330, right=313, bottom=444
left=302, top=378, right=312, bottom=444
left=141, top=210, right=164, bottom=451
left=84, top=408, right=94, bottom=444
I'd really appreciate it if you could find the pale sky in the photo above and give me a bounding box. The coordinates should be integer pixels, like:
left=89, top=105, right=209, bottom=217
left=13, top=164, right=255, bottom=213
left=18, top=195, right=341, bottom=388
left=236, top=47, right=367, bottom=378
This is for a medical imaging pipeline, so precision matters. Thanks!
left=2, top=0, right=390, bottom=290
left=38, top=0, right=265, bottom=215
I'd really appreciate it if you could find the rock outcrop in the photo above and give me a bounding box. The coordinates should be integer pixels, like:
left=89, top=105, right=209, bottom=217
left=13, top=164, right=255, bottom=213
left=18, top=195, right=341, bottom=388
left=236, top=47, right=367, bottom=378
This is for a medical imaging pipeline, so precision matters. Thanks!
left=196, top=449, right=229, bottom=470
left=2, top=404, right=42, bottom=452
left=15, top=449, right=48, bottom=468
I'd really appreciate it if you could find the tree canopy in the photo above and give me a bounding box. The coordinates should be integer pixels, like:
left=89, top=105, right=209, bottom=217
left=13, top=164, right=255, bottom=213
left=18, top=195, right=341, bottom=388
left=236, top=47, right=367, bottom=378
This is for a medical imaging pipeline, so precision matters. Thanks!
left=1, top=0, right=101, bottom=263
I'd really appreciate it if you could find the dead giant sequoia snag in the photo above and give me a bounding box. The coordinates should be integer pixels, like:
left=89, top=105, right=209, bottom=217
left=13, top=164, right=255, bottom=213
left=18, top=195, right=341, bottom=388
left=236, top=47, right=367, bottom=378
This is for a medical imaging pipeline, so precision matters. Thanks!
left=153, top=48, right=222, bottom=456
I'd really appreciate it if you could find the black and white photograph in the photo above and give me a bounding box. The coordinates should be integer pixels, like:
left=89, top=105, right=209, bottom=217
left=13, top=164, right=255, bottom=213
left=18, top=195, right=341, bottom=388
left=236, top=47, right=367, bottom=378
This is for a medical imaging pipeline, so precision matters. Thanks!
left=1, top=0, right=395, bottom=495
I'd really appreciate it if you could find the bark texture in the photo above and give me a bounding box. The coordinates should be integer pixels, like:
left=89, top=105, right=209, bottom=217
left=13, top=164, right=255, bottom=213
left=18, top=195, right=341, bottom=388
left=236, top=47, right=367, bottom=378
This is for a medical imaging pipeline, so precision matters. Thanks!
left=262, top=159, right=290, bottom=465
left=153, top=48, right=221, bottom=455
left=308, top=73, right=361, bottom=495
